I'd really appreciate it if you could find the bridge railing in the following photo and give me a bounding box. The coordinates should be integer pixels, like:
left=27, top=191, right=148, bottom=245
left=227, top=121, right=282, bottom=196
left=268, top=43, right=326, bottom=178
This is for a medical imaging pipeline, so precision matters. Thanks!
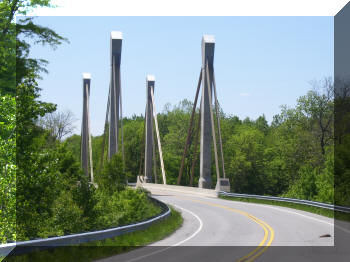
left=219, top=191, right=350, bottom=213
left=1, top=197, right=170, bottom=256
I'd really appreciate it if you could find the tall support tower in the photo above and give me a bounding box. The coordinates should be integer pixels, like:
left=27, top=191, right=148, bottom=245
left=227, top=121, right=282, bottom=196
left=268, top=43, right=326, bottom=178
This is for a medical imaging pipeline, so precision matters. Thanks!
left=176, top=34, right=228, bottom=190
left=144, top=75, right=155, bottom=182
left=143, top=75, right=167, bottom=184
left=81, top=73, right=94, bottom=182
left=108, top=31, right=123, bottom=159
left=199, top=35, right=215, bottom=188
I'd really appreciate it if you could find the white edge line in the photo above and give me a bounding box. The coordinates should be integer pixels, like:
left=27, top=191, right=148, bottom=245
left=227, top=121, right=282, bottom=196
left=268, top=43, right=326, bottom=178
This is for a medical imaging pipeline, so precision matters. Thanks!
left=255, top=203, right=350, bottom=235
left=225, top=199, right=335, bottom=226
left=221, top=194, right=350, bottom=235
left=171, top=204, right=203, bottom=246
left=122, top=204, right=203, bottom=262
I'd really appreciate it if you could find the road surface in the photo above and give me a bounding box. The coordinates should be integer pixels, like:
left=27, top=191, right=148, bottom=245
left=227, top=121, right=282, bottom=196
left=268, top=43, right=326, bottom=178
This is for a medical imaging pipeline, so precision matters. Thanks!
left=96, top=187, right=350, bottom=262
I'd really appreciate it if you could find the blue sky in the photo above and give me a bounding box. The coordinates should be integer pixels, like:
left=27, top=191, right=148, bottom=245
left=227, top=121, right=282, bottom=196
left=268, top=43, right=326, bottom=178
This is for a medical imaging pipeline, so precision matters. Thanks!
left=28, top=16, right=334, bottom=136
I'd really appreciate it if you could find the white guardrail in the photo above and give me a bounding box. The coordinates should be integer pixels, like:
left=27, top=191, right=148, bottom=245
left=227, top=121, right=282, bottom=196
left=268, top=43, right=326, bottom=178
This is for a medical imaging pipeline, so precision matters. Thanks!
left=0, top=197, right=170, bottom=256
left=219, top=191, right=350, bottom=213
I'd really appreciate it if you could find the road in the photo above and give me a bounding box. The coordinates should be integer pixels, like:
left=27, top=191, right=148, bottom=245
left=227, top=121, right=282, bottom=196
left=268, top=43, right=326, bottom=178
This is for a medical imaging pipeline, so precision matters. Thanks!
left=96, top=187, right=350, bottom=262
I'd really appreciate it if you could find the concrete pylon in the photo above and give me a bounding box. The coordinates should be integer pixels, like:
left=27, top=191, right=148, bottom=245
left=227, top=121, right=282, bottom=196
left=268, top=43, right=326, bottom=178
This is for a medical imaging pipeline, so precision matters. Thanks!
left=144, top=75, right=155, bottom=182
left=81, top=73, right=93, bottom=182
left=199, top=35, right=215, bottom=189
left=108, top=31, right=123, bottom=159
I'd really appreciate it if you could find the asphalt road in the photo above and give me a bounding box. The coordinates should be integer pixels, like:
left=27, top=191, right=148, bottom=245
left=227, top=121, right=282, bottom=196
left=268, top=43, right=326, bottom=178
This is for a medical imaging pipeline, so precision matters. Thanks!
left=96, top=188, right=350, bottom=262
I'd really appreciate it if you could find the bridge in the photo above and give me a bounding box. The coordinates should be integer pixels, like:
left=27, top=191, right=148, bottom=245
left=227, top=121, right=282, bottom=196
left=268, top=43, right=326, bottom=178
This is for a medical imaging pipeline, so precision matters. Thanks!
left=81, top=32, right=230, bottom=190
left=20, top=31, right=347, bottom=262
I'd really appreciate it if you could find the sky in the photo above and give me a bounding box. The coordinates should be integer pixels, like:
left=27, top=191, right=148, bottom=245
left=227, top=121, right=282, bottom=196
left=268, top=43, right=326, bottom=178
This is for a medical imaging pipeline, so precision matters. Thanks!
left=27, top=16, right=334, bottom=136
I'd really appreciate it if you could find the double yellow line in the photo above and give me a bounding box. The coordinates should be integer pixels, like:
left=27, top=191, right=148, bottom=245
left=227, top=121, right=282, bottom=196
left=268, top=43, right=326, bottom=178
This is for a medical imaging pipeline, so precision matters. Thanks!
left=175, top=196, right=274, bottom=262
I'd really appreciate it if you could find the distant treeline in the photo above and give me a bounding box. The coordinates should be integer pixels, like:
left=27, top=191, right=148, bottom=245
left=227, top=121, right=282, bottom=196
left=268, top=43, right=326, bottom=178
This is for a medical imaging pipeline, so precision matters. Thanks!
left=66, top=77, right=350, bottom=207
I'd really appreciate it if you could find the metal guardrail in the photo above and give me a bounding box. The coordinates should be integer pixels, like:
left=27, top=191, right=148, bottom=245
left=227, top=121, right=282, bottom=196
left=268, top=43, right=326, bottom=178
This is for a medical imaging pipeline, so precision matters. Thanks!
left=219, top=191, right=350, bottom=213
left=1, top=197, right=170, bottom=256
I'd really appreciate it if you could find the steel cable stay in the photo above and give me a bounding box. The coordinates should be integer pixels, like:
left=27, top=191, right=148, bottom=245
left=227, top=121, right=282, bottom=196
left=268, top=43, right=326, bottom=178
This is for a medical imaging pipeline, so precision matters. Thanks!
left=150, top=89, right=166, bottom=185
left=119, top=69, right=125, bottom=172
left=177, top=70, right=202, bottom=185
left=212, top=69, right=226, bottom=178
left=99, top=84, right=111, bottom=170
left=205, top=61, right=221, bottom=182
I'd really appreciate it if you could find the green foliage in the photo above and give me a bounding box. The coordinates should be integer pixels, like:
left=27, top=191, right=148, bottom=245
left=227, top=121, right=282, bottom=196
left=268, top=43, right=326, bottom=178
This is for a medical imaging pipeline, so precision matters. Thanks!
left=63, top=134, right=81, bottom=162
left=226, top=126, right=266, bottom=194
left=16, top=74, right=60, bottom=240
left=39, top=191, right=84, bottom=238
left=283, top=164, right=318, bottom=200
left=335, top=134, right=350, bottom=207
left=94, top=188, right=160, bottom=229
left=97, top=153, right=127, bottom=193
left=0, top=0, right=68, bottom=95
left=315, top=146, right=334, bottom=204
left=122, top=117, right=144, bottom=179
left=0, top=94, right=16, bottom=243
left=4, top=207, right=183, bottom=262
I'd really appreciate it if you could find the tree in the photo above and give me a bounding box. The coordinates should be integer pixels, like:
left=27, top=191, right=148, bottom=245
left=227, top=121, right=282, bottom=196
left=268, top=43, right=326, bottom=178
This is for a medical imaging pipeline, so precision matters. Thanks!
left=38, top=110, right=76, bottom=141
left=0, top=0, right=68, bottom=95
left=226, top=126, right=266, bottom=194
left=334, top=78, right=350, bottom=207
left=297, top=78, right=334, bottom=156
left=0, top=94, right=16, bottom=243
left=96, top=153, right=127, bottom=194
left=0, top=0, right=71, bottom=240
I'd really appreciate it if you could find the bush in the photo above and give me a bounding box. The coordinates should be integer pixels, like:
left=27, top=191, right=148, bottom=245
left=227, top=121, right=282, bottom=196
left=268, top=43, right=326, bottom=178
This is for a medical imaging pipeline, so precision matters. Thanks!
left=283, top=164, right=318, bottom=200
left=97, top=153, right=127, bottom=193
left=315, top=147, right=334, bottom=204
left=94, top=188, right=160, bottom=229
left=38, top=191, right=84, bottom=238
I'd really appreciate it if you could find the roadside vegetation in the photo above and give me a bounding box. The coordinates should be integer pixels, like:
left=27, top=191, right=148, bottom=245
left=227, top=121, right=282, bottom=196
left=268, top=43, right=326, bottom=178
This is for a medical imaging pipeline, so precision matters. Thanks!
left=0, top=0, right=164, bottom=246
left=3, top=207, right=183, bottom=262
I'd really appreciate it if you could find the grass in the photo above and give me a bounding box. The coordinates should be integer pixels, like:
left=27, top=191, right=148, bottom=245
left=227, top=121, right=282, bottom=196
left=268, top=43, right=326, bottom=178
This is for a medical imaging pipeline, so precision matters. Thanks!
left=4, top=207, right=183, bottom=262
left=219, top=195, right=350, bottom=222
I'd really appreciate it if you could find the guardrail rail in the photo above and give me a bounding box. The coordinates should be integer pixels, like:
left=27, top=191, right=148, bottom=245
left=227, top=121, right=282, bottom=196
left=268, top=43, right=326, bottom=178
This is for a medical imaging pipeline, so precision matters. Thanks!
left=219, top=191, right=350, bottom=213
left=1, top=197, right=170, bottom=257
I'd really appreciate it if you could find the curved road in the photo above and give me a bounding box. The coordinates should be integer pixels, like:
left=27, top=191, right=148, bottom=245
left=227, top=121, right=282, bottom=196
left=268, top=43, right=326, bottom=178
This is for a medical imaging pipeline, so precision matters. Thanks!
left=97, top=188, right=350, bottom=262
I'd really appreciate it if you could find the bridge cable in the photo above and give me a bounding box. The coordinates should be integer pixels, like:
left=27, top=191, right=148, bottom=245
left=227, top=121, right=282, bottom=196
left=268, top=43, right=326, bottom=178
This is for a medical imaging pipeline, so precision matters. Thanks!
left=152, top=115, right=158, bottom=183
left=119, top=70, right=125, bottom=172
left=205, top=61, right=221, bottom=182
left=177, top=70, right=202, bottom=185
left=150, top=89, right=167, bottom=184
left=189, top=102, right=201, bottom=186
left=212, top=70, right=226, bottom=178
left=99, top=84, right=111, bottom=169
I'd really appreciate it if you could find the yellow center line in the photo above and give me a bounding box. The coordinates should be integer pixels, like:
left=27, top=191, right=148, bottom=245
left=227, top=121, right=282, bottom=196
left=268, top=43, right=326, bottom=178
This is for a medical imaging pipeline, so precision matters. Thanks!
left=244, top=217, right=275, bottom=262
left=174, top=195, right=274, bottom=262
left=236, top=214, right=269, bottom=262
